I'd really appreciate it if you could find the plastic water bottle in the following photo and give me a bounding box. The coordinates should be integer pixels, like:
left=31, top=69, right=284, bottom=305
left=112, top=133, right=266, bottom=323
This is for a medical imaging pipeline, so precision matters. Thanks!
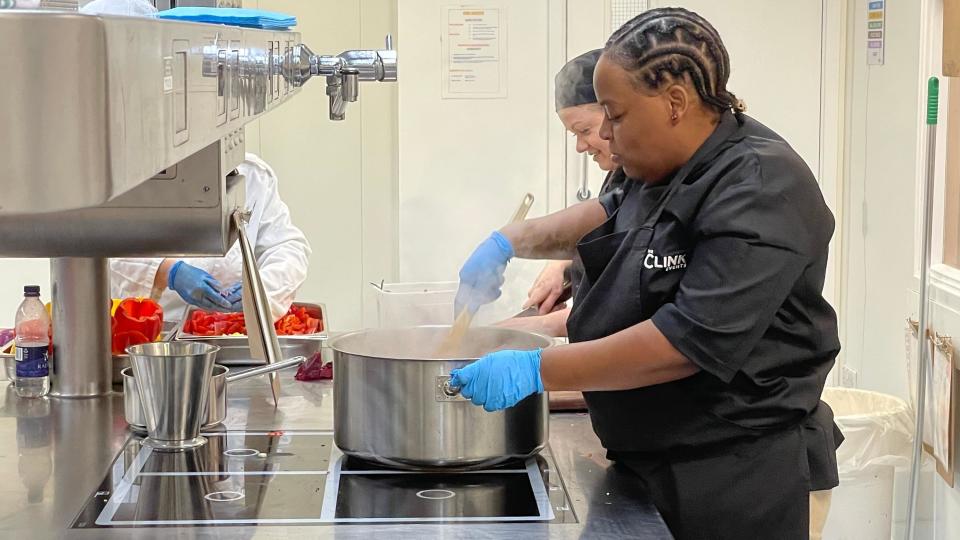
left=14, top=286, right=50, bottom=398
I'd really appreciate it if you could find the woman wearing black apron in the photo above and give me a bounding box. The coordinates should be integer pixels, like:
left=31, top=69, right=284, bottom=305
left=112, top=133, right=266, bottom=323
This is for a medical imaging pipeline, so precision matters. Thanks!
left=450, top=8, right=841, bottom=539
left=504, top=48, right=627, bottom=338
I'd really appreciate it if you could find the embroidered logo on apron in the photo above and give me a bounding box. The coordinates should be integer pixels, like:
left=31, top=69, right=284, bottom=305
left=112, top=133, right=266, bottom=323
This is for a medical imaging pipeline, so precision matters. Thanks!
left=643, top=249, right=687, bottom=271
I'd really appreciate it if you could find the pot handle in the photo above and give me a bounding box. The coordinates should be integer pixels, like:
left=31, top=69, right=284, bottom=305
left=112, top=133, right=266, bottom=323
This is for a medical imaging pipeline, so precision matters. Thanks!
left=226, top=356, right=306, bottom=383
left=436, top=375, right=467, bottom=402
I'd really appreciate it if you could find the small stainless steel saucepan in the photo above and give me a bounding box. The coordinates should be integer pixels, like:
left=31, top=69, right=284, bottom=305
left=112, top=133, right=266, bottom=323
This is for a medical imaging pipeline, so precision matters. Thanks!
left=123, top=356, right=306, bottom=432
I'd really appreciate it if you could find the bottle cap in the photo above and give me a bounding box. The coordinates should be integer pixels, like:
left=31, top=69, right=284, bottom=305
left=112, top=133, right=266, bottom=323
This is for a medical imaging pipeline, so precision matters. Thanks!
left=23, top=285, right=40, bottom=297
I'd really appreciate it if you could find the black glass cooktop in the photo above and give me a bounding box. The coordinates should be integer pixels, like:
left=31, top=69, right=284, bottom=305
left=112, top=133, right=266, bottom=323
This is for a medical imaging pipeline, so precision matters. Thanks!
left=71, top=431, right=576, bottom=528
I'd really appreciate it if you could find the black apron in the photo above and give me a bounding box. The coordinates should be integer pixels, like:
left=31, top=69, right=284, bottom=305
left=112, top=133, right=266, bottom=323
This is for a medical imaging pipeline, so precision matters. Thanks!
left=568, top=168, right=629, bottom=299
left=566, top=114, right=837, bottom=539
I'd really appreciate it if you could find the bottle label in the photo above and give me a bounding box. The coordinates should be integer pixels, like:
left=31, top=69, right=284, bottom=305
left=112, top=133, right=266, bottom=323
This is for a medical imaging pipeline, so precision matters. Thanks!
left=15, top=346, right=49, bottom=378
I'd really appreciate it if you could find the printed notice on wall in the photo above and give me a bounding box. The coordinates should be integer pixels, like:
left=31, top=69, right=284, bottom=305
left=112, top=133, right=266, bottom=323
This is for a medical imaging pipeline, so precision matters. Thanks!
left=866, top=0, right=885, bottom=66
left=441, top=6, right=508, bottom=99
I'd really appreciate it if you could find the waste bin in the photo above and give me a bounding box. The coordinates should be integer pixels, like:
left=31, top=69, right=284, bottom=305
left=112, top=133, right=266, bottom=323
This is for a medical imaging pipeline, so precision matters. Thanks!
left=818, top=387, right=914, bottom=540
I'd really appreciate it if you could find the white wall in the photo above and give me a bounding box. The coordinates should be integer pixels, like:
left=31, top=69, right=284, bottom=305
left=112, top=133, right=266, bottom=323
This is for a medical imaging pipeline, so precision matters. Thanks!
left=241, top=0, right=399, bottom=330
left=0, top=261, right=49, bottom=328
left=836, top=0, right=940, bottom=536
left=396, top=0, right=555, bottom=322
left=244, top=0, right=363, bottom=331
left=233, top=1, right=400, bottom=330
left=839, top=0, right=922, bottom=401
left=647, top=0, right=824, bottom=176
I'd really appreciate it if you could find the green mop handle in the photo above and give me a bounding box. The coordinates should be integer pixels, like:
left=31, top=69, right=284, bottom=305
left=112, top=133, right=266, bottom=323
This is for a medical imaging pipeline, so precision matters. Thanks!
left=908, top=76, right=940, bottom=540
left=928, top=77, right=939, bottom=125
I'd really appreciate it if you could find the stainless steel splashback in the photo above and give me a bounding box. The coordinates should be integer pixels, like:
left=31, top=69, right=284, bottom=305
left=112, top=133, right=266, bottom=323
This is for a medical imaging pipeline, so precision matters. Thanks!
left=0, top=11, right=303, bottom=216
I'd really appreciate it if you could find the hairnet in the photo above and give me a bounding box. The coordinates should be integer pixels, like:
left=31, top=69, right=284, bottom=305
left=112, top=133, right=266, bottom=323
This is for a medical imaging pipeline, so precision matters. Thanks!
left=555, top=49, right=602, bottom=111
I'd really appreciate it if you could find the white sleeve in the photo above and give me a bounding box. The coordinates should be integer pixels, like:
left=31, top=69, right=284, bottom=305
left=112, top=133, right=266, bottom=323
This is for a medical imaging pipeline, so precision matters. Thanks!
left=246, top=156, right=312, bottom=320
left=109, top=258, right=164, bottom=299
left=172, top=257, right=221, bottom=278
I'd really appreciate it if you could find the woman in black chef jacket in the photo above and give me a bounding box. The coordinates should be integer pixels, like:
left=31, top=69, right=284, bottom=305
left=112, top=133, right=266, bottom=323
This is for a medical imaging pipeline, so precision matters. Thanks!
left=449, top=8, right=842, bottom=539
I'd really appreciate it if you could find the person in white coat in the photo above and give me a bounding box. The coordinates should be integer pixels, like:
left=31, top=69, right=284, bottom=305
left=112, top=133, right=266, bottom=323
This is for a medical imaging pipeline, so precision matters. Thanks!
left=110, top=154, right=311, bottom=322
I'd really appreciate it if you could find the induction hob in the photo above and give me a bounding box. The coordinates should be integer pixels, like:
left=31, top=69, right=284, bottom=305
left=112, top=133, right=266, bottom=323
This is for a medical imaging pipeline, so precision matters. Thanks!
left=71, top=430, right=577, bottom=528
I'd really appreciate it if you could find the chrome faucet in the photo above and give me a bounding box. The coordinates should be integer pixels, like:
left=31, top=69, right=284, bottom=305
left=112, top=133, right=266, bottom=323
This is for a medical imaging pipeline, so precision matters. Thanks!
left=286, top=34, right=397, bottom=120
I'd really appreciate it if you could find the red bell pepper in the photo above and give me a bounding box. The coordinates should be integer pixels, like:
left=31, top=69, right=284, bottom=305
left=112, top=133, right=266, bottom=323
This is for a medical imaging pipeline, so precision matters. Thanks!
left=114, top=299, right=163, bottom=340
left=112, top=330, right=151, bottom=356
left=111, top=298, right=163, bottom=354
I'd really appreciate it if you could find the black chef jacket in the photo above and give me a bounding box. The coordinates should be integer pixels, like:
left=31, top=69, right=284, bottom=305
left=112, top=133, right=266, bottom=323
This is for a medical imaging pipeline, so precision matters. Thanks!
left=567, top=111, right=842, bottom=491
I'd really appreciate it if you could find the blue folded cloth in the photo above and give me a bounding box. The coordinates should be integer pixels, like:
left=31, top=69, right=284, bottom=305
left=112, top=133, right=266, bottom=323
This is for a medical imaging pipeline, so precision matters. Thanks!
left=157, top=7, right=296, bottom=29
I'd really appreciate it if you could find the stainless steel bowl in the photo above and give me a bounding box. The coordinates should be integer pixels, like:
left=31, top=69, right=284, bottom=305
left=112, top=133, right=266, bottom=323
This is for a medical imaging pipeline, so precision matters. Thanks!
left=125, top=342, right=220, bottom=451
left=123, top=357, right=306, bottom=432
left=122, top=367, right=146, bottom=430
left=122, top=365, right=227, bottom=432
left=330, top=325, right=551, bottom=470
left=112, top=321, right=182, bottom=385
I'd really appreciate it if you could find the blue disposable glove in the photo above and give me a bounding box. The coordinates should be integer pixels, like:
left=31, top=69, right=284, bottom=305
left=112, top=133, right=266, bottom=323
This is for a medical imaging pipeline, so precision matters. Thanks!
left=449, top=348, right=544, bottom=412
left=454, top=231, right=514, bottom=316
left=167, top=261, right=233, bottom=311
left=223, top=282, right=243, bottom=312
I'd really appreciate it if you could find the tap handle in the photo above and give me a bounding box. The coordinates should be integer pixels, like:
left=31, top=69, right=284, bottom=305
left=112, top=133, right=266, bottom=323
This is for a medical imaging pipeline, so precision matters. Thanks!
left=385, top=34, right=394, bottom=50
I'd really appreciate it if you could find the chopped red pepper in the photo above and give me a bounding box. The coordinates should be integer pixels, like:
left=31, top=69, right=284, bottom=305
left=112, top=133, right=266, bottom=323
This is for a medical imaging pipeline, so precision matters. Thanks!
left=184, top=305, right=323, bottom=336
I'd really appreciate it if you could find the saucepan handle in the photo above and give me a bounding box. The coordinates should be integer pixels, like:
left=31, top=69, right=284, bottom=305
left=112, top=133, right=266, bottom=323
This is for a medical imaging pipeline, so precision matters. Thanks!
left=226, top=356, right=306, bottom=383
left=435, top=375, right=468, bottom=402
left=436, top=375, right=469, bottom=401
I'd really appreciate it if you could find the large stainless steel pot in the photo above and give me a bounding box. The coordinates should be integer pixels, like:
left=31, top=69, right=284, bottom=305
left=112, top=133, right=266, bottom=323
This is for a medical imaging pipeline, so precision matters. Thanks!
left=330, top=325, right=552, bottom=470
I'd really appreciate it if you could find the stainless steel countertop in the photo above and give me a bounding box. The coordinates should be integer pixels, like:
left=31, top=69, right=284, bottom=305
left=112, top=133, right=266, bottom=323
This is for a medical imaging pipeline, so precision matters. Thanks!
left=0, top=371, right=671, bottom=539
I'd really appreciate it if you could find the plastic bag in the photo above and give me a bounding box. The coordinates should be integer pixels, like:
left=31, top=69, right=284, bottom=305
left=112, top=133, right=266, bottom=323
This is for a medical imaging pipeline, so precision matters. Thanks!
left=295, top=352, right=332, bottom=381
left=80, top=0, right=157, bottom=17
left=821, top=387, right=914, bottom=476
left=0, top=328, right=14, bottom=351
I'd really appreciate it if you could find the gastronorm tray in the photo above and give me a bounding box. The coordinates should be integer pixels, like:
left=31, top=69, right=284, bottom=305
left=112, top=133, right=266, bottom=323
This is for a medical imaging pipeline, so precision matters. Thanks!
left=175, top=302, right=328, bottom=365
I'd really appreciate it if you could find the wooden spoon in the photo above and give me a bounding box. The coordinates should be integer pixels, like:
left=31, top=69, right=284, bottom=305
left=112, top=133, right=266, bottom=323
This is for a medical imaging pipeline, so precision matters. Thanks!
left=436, top=193, right=535, bottom=357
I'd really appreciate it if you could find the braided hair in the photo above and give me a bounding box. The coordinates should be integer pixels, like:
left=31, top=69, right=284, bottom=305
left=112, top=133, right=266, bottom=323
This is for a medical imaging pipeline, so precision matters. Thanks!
left=604, top=7, right=746, bottom=114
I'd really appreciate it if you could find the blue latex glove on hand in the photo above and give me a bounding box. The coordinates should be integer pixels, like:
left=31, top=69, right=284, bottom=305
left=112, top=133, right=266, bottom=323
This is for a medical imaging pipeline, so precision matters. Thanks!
left=223, top=282, right=243, bottom=312
left=167, top=261, right=233, bottom=311
left=449, top=348, right=544, bottom=412
left=454, top=231, right=514, bottom=316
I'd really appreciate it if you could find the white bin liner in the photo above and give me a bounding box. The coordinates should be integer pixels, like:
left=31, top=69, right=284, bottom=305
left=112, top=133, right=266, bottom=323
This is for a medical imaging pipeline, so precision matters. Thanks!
left=819, top=387, right=914, bottom=540
left=822, top=387, right=914, bottom=476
